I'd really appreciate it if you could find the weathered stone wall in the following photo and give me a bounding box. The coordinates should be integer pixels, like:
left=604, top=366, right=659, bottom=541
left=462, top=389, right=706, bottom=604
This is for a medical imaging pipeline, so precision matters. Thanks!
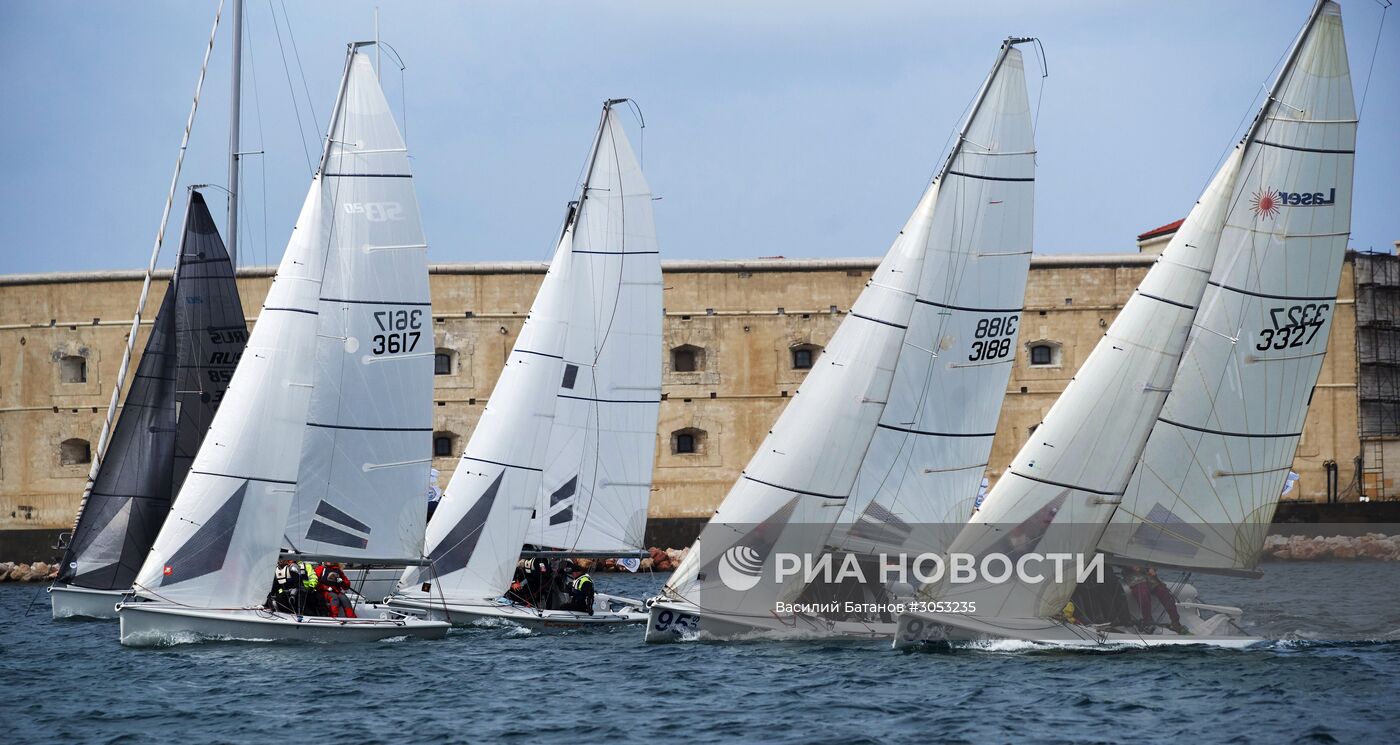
left=0, top=253, right=1365, bottom=539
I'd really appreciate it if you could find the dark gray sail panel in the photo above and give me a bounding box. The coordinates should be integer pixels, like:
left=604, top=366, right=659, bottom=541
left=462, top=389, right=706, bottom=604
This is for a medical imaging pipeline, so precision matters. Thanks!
left=407, top=473, right=504, bottom=586
left=58, top=286, right=179, bottom=589
left=173, top=190, right=248, bottom=498
left=158, top=481, right=248, bottom=586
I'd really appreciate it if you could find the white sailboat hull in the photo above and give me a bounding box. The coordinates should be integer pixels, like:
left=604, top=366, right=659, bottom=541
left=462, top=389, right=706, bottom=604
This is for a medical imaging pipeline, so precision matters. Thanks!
left=117, top=601, right=449, bottom=647
left=49, top=584, right=131, bottom=620
left=890, top=610, right=1262, bottom=650
left=643, top=599, right=896, bottom=643
left=385, top=593, right=648, bottom=628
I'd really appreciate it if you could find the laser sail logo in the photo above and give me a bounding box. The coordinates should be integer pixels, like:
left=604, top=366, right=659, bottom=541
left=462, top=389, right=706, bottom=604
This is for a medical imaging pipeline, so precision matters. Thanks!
left=1251, top=187, right=1336, bottom=219
left=717, top=545, right=765, bottom=591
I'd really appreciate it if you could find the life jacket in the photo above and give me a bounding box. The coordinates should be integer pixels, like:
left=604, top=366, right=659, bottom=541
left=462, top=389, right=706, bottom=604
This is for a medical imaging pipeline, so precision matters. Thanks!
left=573, top=574, right=592, bottom=591
left=301, top=562, right=320, bottom=589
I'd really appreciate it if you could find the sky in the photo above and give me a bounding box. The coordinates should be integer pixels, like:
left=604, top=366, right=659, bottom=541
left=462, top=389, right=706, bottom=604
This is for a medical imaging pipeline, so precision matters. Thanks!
left=0, top=0, right=1396, bottom=275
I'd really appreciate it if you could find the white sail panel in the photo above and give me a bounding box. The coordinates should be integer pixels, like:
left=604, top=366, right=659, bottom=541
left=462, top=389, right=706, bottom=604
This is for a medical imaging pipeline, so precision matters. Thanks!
left=528, top=108, right=662, bottom=553
left=929, top=150, right=1244, bottom=620
left=1100, top=2, right=1355, bottom=573
left=133, top=186, right=329, bottom=608
left=833, top=47, right=1035, bottom=559
left=397, top=234, right=573, bottom=603
left=663, top=191, right=929, bottom=613
left=283, top=52, right=433, bottom=564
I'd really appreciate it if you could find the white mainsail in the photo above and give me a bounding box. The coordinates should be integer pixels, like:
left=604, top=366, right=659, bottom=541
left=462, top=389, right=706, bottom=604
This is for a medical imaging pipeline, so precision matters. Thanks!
left=662, top=42, right=1036, bottom=617
left=282, top=51, right=433, bottom=564
left=830, top=46, right=1035, bottom=560
left=133, top=46, right=428, bottom=608
left=927, top=0, right=1352, bottom=620
left=526, top=105, right=663, bottom=553
left=1098, top=1, right=1355, bottom=575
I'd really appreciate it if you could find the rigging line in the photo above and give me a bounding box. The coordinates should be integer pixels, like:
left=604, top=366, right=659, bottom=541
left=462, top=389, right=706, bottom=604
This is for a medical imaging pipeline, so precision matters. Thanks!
left=267, top=0, right=313, bottom=173
left=279, top=0, right=320, bottom=147
left=1358, top=0, right=1391, bottom=118
left=244, top=5, right=270, bottom=268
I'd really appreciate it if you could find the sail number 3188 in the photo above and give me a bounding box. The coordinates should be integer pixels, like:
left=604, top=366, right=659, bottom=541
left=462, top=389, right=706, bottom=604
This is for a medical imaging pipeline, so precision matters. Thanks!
left=372, top=309, right=422, bottom=355
left=968, top=315, right=1019, bottom=362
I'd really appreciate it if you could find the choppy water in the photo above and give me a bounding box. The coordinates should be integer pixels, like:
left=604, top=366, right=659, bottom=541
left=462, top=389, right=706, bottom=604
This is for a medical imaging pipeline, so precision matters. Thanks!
left=4, top=564, right=1399, bottom=744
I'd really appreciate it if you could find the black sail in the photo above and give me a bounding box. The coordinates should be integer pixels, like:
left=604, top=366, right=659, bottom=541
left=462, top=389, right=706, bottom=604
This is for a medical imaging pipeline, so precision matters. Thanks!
left=58, top=192, right=247, bottom=590
left=57, top=287, right=179, bottom=588
left=171, top=191, right=247, bottom=497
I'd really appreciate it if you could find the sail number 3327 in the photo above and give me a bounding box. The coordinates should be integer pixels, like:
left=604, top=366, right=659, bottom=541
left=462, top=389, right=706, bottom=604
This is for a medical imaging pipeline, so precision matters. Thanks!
left=969, top=315, right=1020, bottom=362
left=372, top=309, right=422, bottom=355
left=1256, top=304, right=1329, bottom=351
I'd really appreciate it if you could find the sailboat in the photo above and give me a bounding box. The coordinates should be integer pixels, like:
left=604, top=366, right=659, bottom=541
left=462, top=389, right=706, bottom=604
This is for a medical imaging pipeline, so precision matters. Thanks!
left=385, top=99, right=663, bottom=627
left=645, top=38, right=1037, bottom=642
left=117, top=42, right=448, bottom=645
left=50, top=192, right=247, bottom=620
left=893, top=0, right=1355, bottom=650
left=50, top=0, right=253, bottom=621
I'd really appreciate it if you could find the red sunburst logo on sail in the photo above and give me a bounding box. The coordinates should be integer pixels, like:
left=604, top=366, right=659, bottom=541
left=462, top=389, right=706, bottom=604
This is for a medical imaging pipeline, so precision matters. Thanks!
left=1251, top=188, right=1281, bottom=219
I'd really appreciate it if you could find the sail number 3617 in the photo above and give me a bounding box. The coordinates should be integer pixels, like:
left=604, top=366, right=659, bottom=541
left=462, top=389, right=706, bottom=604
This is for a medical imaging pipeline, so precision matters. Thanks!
left=969, top=315, right=1020, bottom=362
left=1256, top=304, right=1329, bottom=351
left=372, top=309, right=422, bottom=355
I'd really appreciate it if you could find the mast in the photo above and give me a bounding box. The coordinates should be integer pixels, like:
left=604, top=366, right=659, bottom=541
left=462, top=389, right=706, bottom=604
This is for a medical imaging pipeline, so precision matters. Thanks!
left=1237, top=0, right=1328, bottom=153
left=226, top=0, right=242, bottom=267
left=933, top=37, right=1035, bottom=185
left=318, top=42, right=366, bottom=175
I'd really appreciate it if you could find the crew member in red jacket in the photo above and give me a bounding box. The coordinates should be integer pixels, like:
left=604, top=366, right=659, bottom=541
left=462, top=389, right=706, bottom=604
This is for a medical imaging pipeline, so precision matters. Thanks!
left=315, top=562, right=358, bottom=618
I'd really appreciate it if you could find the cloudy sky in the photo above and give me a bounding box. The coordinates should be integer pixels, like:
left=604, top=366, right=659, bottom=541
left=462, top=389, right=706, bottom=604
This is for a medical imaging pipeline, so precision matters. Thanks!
left=1, top=0, right=1395, bottom=274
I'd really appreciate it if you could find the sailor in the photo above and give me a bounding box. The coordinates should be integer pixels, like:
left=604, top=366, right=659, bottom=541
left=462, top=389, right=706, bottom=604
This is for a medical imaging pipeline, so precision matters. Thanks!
left=315, top=562, right=358, bottom=619
left=1123, top=565, right=1185, bottom=634
left=559, top=560, right=595, bottom=615
left=523, top=557, right=551, bottom=607
left=267, top=559, right=305, bottom=613
left=300, top=560, right=327, bottom=616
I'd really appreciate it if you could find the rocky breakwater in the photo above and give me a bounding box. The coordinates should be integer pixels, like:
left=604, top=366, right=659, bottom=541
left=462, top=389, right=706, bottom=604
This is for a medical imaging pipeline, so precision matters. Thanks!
left=573, top=547, right=689, bottom=573
left=1264, top=533, right=1400, bottom=561
left=0, top=561, right=58, bottom=583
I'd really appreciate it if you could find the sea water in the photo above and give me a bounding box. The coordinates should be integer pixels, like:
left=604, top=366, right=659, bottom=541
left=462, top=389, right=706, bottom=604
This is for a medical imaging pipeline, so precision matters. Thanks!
left=3, top=563, right=1398, bottom=743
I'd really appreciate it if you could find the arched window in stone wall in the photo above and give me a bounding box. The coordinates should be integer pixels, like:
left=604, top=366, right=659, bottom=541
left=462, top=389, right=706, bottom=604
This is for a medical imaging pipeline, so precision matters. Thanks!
left=791, top=343, right=822, bottom=370
left=671, top=427, right=707, bottom=455
left=433, top=432, right=457, bottom=457
left=1027, top=341, right=1061, bottom=368
left=434, top=349, right=454, bottom=376
left=60, top=438, right=91, bottom=465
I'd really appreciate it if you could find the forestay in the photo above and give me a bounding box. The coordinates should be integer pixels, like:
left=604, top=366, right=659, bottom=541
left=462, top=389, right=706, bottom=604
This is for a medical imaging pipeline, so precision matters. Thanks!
left=1098, top=1, right=1355, bottom=574
left=526, top=106, right=663, bottom=554
left=831, top=46, right=1035, bottom=561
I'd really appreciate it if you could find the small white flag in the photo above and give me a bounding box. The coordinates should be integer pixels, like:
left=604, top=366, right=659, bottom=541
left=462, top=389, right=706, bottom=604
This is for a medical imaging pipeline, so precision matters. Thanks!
left=1281, top=471, right=1300, bottom=496
left=618, top=557, right=641, bottom=573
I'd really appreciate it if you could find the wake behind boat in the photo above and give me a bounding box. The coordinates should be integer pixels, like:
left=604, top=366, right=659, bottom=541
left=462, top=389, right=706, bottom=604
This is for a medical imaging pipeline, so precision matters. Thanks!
left=118, top=42, right=446, bottom=646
